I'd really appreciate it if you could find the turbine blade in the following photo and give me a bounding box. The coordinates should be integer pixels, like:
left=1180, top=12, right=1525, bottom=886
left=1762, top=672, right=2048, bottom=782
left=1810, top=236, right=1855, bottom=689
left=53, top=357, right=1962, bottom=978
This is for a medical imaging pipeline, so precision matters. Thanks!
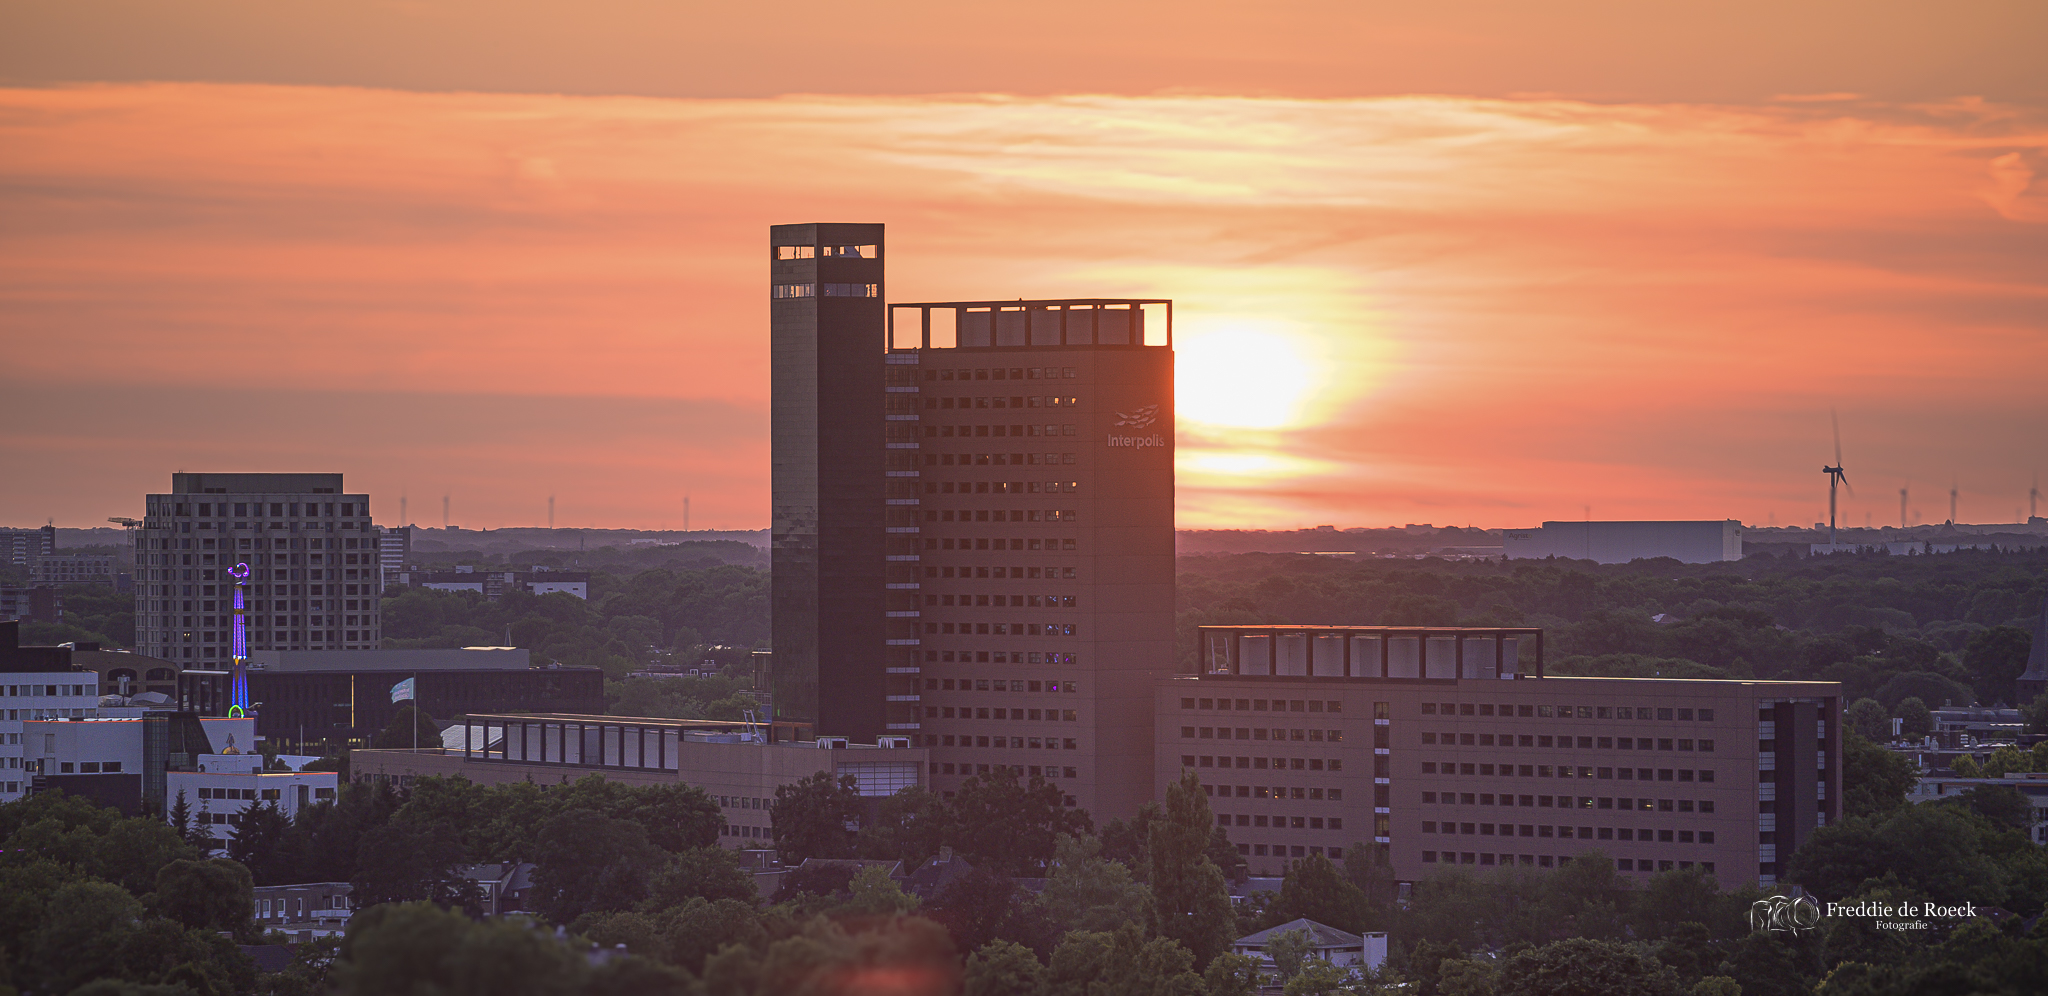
left=1832, top=409, right=1842, bottom=466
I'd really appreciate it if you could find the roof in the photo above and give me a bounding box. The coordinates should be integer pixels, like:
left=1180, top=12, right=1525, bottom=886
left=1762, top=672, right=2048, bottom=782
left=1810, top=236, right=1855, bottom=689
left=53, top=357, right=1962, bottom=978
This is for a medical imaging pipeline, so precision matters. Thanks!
left=1235, top=918, right=1364, bottom=949
left=902, top=852, right=977, bottom=898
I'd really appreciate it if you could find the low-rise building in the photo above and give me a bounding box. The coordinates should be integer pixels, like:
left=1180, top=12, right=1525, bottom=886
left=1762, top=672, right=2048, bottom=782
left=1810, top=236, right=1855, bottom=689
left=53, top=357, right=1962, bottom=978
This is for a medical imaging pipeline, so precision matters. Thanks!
left=31, top=555, right=114, bottom=586
left=1164, top=624, right=1842, bottom=892
left=2, top=621, right=104, bottom=801
left=1231, top=918, right=1387, bottom=977
left=251, top=881, right=354, bottom=931
left=400, top=569, right=591, bottom=601
left=167, top=755, right=339, bottom=840
left=351, top=714, right=927, bottom=850
left=0, top=587, right=61, bottom=625
left=1908, top=772, right=2048, bottom=844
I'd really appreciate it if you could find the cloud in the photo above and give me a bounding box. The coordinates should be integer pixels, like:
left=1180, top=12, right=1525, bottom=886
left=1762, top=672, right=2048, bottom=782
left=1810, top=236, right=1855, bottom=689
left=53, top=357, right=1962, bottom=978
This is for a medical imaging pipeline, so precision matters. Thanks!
left=1, top=83, right=2045, bottom=529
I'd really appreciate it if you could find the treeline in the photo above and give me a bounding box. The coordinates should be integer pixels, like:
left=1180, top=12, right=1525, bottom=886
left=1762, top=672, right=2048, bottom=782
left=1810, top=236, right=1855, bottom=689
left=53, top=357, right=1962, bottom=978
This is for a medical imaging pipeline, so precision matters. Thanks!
left=1178, top=551, right=2045, bottom=706
left=379, top=564, right=768, bottom=677
left=18, top=582, right=137, bottom=649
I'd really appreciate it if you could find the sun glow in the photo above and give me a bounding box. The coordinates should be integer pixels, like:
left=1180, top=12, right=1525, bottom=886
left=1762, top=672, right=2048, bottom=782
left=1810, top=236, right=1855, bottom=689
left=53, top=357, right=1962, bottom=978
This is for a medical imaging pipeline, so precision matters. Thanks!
left=1174, top=323, right=1324, bottom=430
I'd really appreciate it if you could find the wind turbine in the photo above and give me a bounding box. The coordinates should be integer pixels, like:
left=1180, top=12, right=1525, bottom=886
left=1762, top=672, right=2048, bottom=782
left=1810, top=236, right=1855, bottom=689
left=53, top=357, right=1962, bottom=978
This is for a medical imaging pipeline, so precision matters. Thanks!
left=1949, top=482, right=1958, bottom=524
left=1821, top=412, right=1852, bottom=547
left=2031, top=475, right=2040, bottom=521
left=1899, top=485, right=1908, bottom=529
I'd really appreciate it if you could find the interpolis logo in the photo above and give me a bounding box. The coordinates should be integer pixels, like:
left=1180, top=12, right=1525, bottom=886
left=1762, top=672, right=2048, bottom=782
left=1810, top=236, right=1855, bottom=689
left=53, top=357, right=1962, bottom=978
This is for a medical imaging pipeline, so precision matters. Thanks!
left=1108, top=404, right=1167, bottom=449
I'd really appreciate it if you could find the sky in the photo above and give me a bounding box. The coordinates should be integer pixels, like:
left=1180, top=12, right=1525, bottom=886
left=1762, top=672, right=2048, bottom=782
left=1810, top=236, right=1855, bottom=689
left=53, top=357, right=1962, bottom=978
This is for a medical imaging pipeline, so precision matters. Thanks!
left=1, top=2, right=2045, bottom=532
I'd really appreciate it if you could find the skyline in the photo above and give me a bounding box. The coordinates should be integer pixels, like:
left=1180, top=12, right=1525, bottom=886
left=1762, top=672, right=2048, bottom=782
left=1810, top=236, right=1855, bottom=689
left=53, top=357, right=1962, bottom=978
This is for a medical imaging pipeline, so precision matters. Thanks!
left=2, top=5, right=2044, bottom=533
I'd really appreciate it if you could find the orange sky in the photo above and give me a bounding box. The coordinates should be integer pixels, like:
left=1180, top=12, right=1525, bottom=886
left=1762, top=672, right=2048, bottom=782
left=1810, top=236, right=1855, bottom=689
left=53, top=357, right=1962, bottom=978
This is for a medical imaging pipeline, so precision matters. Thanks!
left=1, top=6, right=2045, bottom=531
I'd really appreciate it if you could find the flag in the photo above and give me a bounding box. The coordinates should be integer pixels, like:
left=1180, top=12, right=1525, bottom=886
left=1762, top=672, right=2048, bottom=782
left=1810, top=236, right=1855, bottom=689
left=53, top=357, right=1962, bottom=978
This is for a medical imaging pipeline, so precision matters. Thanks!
left=391, top=677, right=415, bottom=703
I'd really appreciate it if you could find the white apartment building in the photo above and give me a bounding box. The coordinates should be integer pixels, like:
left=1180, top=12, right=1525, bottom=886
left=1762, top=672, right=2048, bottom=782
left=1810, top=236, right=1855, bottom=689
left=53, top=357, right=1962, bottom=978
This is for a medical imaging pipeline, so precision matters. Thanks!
left=168, top=757, right=338, bottom=840
left=0, top=672, right=102, bottom=799
left=135, top=473, right=383, bottom=663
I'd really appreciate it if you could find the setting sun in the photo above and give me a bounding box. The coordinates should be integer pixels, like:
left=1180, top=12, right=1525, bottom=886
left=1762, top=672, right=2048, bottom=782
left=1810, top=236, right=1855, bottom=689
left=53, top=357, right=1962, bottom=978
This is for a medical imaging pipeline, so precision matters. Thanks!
left=1174, top=324, right=1324, bottom=431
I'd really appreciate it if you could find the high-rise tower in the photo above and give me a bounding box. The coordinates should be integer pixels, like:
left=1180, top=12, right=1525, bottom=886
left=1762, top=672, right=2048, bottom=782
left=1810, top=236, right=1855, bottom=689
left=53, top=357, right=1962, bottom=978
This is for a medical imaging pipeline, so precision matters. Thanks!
left=769, top=223, right=896, bottom=741
left=888, top=298, right=1176, bottom=819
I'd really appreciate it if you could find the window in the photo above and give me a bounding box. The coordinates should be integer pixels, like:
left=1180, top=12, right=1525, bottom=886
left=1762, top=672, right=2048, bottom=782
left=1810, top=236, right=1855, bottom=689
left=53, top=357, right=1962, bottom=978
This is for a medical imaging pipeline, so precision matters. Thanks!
left=772, top=283, right=816, bottom=298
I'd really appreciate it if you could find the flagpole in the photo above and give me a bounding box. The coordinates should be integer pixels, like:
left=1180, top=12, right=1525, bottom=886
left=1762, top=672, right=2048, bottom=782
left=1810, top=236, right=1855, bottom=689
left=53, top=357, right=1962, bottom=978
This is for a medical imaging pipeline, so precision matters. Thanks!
left=413, top=672, right=419, bottom=752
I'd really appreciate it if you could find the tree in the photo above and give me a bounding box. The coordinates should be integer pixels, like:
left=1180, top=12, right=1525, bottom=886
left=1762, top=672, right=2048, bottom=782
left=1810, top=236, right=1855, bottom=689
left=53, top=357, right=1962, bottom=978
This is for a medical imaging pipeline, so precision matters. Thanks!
left=769, top=771, right=863, bottom=862
left=1893, top=697, right=1932, bottom=737
left=964, top=939, right=1045, bottom=996
left=369, top=703, right=440, bottom=750
left=1039, top=833, right=1153, bottom=934
left=1496, top=937, right=1683, bottom=996
left=857, top=785, right=950, bottom=867
left=926, top=866, right=1059, bottom=956
left=1953, top=754, right=1984, bottom=777
left=2024, top=691, right=2048, bottom=735
left=150, top=858, right=254, bottom=935
left=645, top=845, right=758, bottom=906
left=529, top=809, right=668, bottom=922
left=1437, top=959, right=1500, bottom=996
left=351, top=818, right=477, bottom=911
left=332, top=901, right=597, bottom=996
left=1099, top=802, right=1160, bottom=877
left=1148, top=770, right=1237, bottom=968
left=1979, top=743, right=2033, bottom=777
left=948, top=767, right=1094, bottom=876
left=226, top=801, right=293, bottom=884
left=1843, top=698, right=1890, bottom=741
left=1264, top=927, right=1314, bottom=980
left=1946, top=785, right=2034, bottom=830
left=1962, top=626, right=2032, bottom=705
left=1270, top=853, right=1368, bottom=933
left=841, top=863, right=921, bottom=916
left=1203, top=953, right=1263, bottom=996
left=1285, top=959, right=1354, bottom=996
left=1342, top=843, right=1397, bottom=920
left=1042, top=923, right=1203, bottom=996
left=1840, top=733, right=1917, bottom=818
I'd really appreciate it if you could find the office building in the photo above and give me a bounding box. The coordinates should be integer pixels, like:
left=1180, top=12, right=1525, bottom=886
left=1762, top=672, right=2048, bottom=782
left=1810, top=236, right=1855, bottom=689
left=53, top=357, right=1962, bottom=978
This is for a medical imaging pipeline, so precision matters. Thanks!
left=1160, top=624, right=1841, bottom=891
left=770, top=223, right=892, bottom=744
left=176, top=648, right=603, bottom=751
left=30, top=554, right=114, bottom=586
left=378, top=525, right=412, bottom=593
left=2, top=526, right=56, bottom=566
left=351, top=714, right=926, bottom=850
left=0, top=587, right=60, bottom=625
left=167, top=757, right=338, bottom=840
left=1502, top=521, right=1743, bottom=564
left=766, top=223, right=1177, bottom=820
left=2, top=621, right=105, bottom=801
left=134, top=473, right=383, bottom=661
left=892, top=297, right=1176, bottom=818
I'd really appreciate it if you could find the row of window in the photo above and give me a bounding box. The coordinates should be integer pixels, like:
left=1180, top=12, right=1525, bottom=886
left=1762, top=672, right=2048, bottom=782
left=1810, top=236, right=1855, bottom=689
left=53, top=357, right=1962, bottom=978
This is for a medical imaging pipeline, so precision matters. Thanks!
left=926, top=367, right=1075, bottom=381
left=927, top=622, right=1078, bottom=636
left=1424, top=822, right=1719, bottom=845
left=1421, top=852, right=1715, bottom=875
left=930, top=509, right=1080, bottom=523
left=1423, top=702, right=1716, bottom=722
left=198, top=786, right=277, bottom=801
left=1182, top=727, right=1349, bottom=742
left=925, top=735, right=1078, bottom=750
left=771, top=282, right=879, bottom=298
left=1427, top=790, right=1718, bottom=812
left=722, top=823, right=770, bottom=839
left=1187, top=756, right=1359, bottom=773
left=717, top=795, right=767, bottom=809
left=927, top=453, right=1076, bottom=467
left=1244, top=843, right=1347, bottom=859
left=928, top=566, right=1077, bottom=579
left=923, top=481, right=1081, bottom=494
left=1222, top=813, right=1347, bottom=830
left=149, top=535, right=373, bottom=552
left=143, top=582, right=371, bottom=600
left=928, top=537, right=1078, bottom=551
left=1181, top=698, right=1347, bottom=713
left=929, top=762, right=1079, bottom=780
left=929, top=594, right=1075, bottom=608
left=1208, top=783, right=1347, bottom=801
left=926, top=424, right=1077, bottom=438
left=1, top=684, right=90, bottom=697
left=926, top=650, right=1078, bottom=665
left=928, top=706, right=1081, bottom=721
left=928, top=396, right=1079, bottom=409
left=773, top=243, right=876, bottom=259
left=925, top=678, right=1077, bottom=692
left=154, top=502, right=364, bottom=518
left=1425, top=733, right=1716, bottom=752
left=1423, top=762, right=1719, bottom=783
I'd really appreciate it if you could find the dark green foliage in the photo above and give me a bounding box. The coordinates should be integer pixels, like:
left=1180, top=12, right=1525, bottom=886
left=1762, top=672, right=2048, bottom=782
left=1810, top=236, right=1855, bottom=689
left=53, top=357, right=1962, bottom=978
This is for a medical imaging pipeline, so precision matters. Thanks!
left=1962, top=625, right=2033, bottom=704
left=1042, top=923, right=1204, bottom=996
left=1269, top=853, right=1369, bottom=932
left=334, top=900, right=683, bottom=996
left=770, top=771, right=865, bottom=862
left=150, top=858, right=254, bottom=934
left=1496, top=937, right=1682, bottom=996
left=1841, top=733, right=1918, bottom=818
left=530, top=809, right=671, bottom=923
left=1787, top=800, right=2048, bottom=908
left=947, top=767, right=1094, bottom=876
left=924, top=866, right=1061, bottom=956
left=1147, top=770, right=1236, bottom=967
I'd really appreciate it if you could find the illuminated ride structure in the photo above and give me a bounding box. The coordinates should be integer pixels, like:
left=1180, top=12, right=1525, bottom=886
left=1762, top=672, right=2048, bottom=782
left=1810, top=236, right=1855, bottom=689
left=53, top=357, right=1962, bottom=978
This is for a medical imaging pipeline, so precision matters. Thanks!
left=228, top=561, right=251, bottom=718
